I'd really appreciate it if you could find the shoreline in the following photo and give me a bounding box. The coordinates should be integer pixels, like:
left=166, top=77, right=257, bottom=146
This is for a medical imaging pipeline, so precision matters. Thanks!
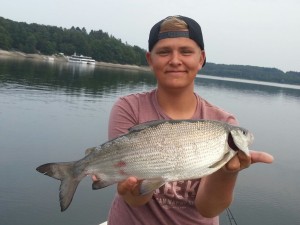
left=0, top=49, right=151, bottom=72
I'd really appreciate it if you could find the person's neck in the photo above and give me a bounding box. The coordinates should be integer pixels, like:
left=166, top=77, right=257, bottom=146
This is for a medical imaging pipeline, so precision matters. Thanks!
left=156, top=86, right=197, bottom=120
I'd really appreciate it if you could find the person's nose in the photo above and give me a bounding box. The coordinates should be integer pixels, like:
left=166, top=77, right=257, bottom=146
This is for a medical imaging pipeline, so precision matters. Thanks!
left=169, top=52, right=182, bottom=65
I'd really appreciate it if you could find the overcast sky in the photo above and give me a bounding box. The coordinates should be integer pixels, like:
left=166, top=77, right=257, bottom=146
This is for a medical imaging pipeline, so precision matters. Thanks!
left=1, top=0, right=299, bottom=72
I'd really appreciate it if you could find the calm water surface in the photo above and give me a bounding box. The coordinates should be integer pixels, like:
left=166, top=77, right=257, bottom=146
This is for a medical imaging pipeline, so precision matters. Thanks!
left=0, top=59, right=299, bottom=225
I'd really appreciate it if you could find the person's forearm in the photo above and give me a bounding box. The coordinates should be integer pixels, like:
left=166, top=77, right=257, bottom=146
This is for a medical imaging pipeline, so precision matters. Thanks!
left=122, top=192, right=153, bottom=207
left=195, top=169, right=238, bottom=218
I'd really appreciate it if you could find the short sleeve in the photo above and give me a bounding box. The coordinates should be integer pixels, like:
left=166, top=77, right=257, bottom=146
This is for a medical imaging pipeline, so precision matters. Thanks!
left=108, top=97, right=138, bottom=140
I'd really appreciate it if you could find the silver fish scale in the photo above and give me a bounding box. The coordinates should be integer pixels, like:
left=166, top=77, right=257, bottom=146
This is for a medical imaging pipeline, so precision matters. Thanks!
left=88, top=120, right=231, bottom=182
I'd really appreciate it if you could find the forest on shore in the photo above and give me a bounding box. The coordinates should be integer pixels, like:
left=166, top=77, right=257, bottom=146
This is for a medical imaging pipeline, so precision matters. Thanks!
left=1, top=16, right=299, bottom=85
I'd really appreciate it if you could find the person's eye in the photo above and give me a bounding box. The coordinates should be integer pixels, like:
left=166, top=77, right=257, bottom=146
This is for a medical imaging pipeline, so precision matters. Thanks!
left=181, top=49, right=193, bottom=55
left=157, top=50, right=170, bottom=56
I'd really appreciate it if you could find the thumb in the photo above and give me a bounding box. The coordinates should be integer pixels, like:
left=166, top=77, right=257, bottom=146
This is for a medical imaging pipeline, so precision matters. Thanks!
left=250, top=150, right=274, bottom=164
left=117, top=177, right=138, bottom=195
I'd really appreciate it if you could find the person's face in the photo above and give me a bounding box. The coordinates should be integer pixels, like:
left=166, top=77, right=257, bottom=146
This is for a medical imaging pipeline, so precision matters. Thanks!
left=146, top=37, right=205, bottom=90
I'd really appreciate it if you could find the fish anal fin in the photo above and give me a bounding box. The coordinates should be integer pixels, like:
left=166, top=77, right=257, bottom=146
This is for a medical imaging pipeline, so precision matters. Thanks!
left=140, top=178, right=165, bottom=195
left=92, top=179, right=115, bottom=190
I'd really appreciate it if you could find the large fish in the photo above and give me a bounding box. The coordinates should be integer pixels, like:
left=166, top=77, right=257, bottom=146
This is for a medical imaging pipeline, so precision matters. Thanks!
left=36, top=119, right=253, bottom=211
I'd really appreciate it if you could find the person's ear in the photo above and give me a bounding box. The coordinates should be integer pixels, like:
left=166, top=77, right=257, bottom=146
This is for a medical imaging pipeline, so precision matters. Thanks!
left=146, top=52, right=153, bottom=70
left=198, top=50, right=206, bottom=70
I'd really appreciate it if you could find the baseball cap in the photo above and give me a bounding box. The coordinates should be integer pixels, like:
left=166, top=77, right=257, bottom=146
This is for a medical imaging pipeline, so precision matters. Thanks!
left=148, top=15, right=206, bottom=66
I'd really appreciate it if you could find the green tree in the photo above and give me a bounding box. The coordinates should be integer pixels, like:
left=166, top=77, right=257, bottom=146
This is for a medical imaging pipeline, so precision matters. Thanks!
left=24, top=34, right=37, bottom=53
left=0, top=25, right=12, bottom=49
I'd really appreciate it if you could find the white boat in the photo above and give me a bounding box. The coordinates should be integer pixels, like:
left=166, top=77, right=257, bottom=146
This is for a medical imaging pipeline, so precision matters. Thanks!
left=68, top=53, right=96, bottom=65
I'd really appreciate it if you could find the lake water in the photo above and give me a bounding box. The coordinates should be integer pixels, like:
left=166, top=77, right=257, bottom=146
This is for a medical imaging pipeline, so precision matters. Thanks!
left=1, top=59, right=300, bottom=225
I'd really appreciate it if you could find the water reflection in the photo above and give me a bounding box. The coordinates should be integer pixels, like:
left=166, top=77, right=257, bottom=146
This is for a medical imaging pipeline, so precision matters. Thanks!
left=196, top=74, right=300, bottom=99
left=1, top=59, right=299, bottom=100
left=0, top=59, right=157, bottom=98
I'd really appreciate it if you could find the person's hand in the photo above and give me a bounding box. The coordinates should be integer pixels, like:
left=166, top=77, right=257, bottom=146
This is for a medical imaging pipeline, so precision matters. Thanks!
left=117, top=176, right=140, bottom=196
left=91, top=175, right=140, bottom=195
left=224, top=150, right=274, bottom=172
left=117, top=177, right=154, bottom=206
left=92, top=175, right=153, bottom=206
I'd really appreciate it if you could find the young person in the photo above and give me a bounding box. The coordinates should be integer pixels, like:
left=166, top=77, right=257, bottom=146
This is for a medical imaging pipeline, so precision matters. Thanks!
left=97, top=15, right=273, bottom=225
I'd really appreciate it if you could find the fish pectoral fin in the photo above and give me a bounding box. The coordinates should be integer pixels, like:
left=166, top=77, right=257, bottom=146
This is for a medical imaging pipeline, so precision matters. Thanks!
left=209, top=150, right=237, bottom=169
left=92, top=179, right=115, bottom=190
left=140, top=178, right=165, bottom=195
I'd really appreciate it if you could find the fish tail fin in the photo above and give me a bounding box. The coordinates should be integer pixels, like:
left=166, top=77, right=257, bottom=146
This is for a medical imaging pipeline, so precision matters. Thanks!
left=36, top=162, right=80, bottom=212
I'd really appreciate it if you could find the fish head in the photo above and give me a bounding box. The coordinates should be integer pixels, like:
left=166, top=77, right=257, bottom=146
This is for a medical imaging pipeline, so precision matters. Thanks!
left=229, top=127, right=254, bottom=156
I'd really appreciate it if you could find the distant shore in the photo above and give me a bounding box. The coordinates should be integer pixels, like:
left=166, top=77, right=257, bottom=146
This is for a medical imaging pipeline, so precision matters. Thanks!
left=0, top=49, right=150, bottom=72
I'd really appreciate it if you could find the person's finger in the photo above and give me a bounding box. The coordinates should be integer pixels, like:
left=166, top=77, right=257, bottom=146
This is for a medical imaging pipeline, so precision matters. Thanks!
left=237, top=150, right=251, bottom=168
left=91, top=175, right=99, bottom=182
left=117, top=177, right=138, bottom=196
left=225, top=155, right=240, bottom=172
left=250, top=150, right=274, bottom=164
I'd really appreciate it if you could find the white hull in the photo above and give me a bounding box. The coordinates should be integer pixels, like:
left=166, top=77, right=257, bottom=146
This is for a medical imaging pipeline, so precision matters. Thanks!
left=68, top=54, right=96, bottom=65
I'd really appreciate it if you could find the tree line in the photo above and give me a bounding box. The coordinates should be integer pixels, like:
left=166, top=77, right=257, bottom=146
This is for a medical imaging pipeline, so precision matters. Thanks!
left=200, top=63, right=300, bottom=85
left=0, top=16, right=299, bottom=84
left=0, top=16, right=147, bottom=66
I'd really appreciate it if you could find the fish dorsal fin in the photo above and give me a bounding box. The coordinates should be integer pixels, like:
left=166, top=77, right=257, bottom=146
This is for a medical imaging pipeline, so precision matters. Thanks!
left=85, top=147, right=97, bottom=156
left=129, top=119, right=218, bottom=132
left=139, top=178, right=165, bottom=195
left=129, top=120, right=166, bottom=132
